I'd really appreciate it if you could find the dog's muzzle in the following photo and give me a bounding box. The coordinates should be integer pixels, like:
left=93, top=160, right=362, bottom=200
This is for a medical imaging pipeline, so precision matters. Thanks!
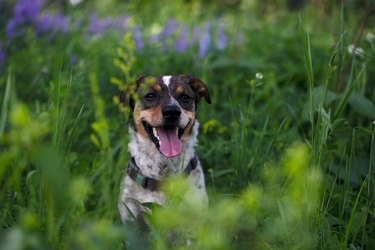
left=142, top=104, right=190, bottom=158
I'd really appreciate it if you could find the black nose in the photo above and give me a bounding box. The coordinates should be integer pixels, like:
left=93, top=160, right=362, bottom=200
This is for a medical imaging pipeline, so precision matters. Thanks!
left=162, top=104, right=181, bottom=121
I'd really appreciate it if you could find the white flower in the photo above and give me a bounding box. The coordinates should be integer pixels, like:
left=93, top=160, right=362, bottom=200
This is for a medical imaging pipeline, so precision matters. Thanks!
left=70, top=0, right=84, bottom=6
left=366, top=32, right=375, bottom=42
left=347, top=44, right=364, bottom=56
left=255, top=72, right=263, bottom=80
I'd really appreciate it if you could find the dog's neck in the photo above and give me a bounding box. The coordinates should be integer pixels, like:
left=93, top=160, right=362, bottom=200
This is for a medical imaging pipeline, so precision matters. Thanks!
left=128, top=121, right=199, bottom=180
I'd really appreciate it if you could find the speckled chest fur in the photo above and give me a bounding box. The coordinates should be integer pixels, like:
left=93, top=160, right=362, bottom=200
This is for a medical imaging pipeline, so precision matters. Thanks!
left=118, top=74, right=211, bottom=224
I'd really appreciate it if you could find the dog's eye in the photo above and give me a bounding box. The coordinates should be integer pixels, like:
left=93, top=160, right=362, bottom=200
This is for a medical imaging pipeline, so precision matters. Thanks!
left=144, top=92, right=157, bottom=101
left=179, top=94, right=191, bottom=103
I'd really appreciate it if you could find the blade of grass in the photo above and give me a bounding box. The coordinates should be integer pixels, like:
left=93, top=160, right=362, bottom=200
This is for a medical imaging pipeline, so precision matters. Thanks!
left=57, top=73, right=72, bottom=148
left=0, top=69, right=13, bottom=139
left=64, top=104, right=85, bottom=155
left=369, top=123, right=374, bottom=201
left=52, top=55, right=64, bottom=147
left=344, top=175, right=367, bottom=246
left=333, top=64, right=364, bottom=120
left=299, top=15, right=315, bottom=156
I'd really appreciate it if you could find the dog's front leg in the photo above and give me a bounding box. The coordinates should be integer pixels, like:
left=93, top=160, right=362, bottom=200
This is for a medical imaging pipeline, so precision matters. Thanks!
left=118, top=196, right=151, bottom=223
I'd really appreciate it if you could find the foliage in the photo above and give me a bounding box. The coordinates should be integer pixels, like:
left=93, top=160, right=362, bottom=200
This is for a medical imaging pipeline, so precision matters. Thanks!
left=1, top=0, right=375, bottom=249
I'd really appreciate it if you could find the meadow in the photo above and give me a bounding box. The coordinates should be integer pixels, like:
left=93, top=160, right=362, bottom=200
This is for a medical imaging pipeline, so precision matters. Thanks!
left=1, top=0, right=375, bottom=249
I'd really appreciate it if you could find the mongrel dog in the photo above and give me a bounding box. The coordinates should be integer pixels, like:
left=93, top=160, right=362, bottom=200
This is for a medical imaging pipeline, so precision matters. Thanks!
left=118, top=74, right=211, bottom=226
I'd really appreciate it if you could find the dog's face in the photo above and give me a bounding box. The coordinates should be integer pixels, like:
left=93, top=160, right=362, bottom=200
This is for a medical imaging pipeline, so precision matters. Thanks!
left=126, top=75, right=210, bottom=158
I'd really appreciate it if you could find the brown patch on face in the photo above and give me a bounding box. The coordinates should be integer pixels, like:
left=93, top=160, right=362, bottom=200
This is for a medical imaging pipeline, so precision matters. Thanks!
left=176, top=86, right=184, bottom=95
left=133, top=104, right=164, bottom=139
left=178, top=74, right=211, bottom=104
left=180, top=111, right=196, bottom=140
left=133, top=108, right=147, bottom=138
left=152, top=84, right=162, bottom=93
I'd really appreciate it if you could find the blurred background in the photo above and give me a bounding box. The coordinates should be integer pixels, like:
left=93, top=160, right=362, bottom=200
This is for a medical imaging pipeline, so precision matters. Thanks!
left=1, top=0, right=374, bottom=249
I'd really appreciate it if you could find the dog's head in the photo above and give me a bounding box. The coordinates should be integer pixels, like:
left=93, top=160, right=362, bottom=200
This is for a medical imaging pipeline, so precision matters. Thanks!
left=121, top=75, right=211, bottom=158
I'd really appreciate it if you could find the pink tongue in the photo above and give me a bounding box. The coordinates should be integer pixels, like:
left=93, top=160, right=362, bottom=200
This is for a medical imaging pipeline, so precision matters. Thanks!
left=156, top=127, right=182, bottom=158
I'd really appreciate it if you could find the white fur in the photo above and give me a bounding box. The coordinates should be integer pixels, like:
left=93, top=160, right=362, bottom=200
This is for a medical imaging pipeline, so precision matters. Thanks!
left=118, top=121, right=208, bottom=223
left=162, top=75, right=172, bottom=87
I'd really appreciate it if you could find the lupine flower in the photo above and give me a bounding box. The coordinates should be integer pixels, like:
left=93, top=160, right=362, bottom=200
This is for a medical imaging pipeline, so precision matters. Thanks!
left=6, top=20, right=18, bottom=38
left=111, top=16, right=129, bottom=31
left=88, top=14, right=127, bottom=35
left=160, top=19, right=179, bottom=39
left=36, top=13, right=69, bottom=34
left=6, top=0, right=41, bottom=39
left=149, top=19, right=179, bottom=49
left=6, top=0, right=69, bottom=39
left=7, top=0, right=42, bottom=38
left=174, top=26, right=189, bottom=53
left=88, top=14, right=114, bottom=34
left=13, top=0, right=41, bottom=22
left=198, top=22, right=211, bottom=58
left=216, top=25, right=228, bottom=50
left=0, top=41, right=5, bottom=65
left=133, top=26, right=144, bottom=50
left=190, top=26, right=201, bottom=45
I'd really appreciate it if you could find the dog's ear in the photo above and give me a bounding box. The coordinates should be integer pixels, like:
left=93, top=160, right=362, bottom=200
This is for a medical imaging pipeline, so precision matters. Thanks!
left=119, top=75, right=146, bottom=110
left=179, top=74, right=211, bottom=104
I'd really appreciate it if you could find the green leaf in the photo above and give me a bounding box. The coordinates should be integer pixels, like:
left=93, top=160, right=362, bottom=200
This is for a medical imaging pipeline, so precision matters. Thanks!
left=313, top=86, right=337, bottom=108
left=349, top=91, right=375, bottom=119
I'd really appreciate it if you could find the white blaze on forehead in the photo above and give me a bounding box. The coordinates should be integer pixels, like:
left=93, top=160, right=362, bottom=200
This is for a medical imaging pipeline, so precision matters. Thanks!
left=162, top=76, right=172, bottom=87
left=162, top=75, right=178, bottom=104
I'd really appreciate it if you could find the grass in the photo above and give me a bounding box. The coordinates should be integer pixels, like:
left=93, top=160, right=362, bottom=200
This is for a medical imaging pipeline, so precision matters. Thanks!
left=1, top=1, right=375, bottom=249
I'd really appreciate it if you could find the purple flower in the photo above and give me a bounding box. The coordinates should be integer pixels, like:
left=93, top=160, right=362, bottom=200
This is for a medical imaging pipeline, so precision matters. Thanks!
left=189, top=26, right=201, bottom=47
left=149, top=19, right=179, bottom=45
left=36, top=13, right=69, bottom=34
left=198, top=22, right=211, bottom=58
left=174, top=26, right=188, bottom=53
left=160, top=19, right=179, bottom=39
left=6, top=19, right=18, bottom=38
left=133, top=26, right=144, bottom=50
left=0, top=41, right=6, bottom=65
left=216, top=25, right=228, bottom=50
left=87, top=14, right=127, bottom=35
left=88, top=14, right=113, bottom=34
left=6, top=0, right=70, bottom=39
left=112, top=16, right=129, bottom=31
left=14, top=0, right=42, bottom=22
left=6, top=0, right=42, bottom=38
left=149, top=34, right=159, bottom=44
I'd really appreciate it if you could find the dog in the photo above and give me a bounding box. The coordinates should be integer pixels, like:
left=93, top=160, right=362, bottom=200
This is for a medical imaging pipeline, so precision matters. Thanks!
left=118, top=74, right=211, bottom=226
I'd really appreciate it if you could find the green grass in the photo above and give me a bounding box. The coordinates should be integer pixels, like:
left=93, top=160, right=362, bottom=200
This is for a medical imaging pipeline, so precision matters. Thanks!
left=1, top=1, right=375, bottom=249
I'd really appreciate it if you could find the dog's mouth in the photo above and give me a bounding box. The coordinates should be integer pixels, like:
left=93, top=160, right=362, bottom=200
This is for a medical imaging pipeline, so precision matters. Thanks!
left=142, top=121, right=187, bottom=158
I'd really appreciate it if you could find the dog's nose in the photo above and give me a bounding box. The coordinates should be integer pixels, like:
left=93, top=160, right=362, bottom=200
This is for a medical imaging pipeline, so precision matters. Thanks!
left=162, top=104, right=181, bottom=121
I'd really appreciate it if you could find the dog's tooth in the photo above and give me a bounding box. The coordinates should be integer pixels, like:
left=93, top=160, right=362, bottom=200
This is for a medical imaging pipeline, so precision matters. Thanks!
left=153, top=128, right=160, bottom=141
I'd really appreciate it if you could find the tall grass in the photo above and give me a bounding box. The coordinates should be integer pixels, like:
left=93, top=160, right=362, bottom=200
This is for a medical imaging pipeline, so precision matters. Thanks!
left=1, top=1, right=375, bottom=249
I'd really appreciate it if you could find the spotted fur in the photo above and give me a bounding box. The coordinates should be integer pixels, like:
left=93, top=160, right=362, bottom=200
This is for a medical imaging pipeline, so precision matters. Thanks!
left=118, top=75, right=210, bottom=224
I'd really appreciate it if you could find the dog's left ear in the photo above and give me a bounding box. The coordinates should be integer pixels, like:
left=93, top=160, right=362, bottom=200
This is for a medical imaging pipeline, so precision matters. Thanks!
left=180, top=74, right=211, bottom=104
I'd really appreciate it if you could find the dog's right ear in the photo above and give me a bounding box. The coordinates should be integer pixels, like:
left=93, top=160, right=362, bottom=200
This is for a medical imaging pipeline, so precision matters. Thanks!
left=119, top=75, right=145, bottom=110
